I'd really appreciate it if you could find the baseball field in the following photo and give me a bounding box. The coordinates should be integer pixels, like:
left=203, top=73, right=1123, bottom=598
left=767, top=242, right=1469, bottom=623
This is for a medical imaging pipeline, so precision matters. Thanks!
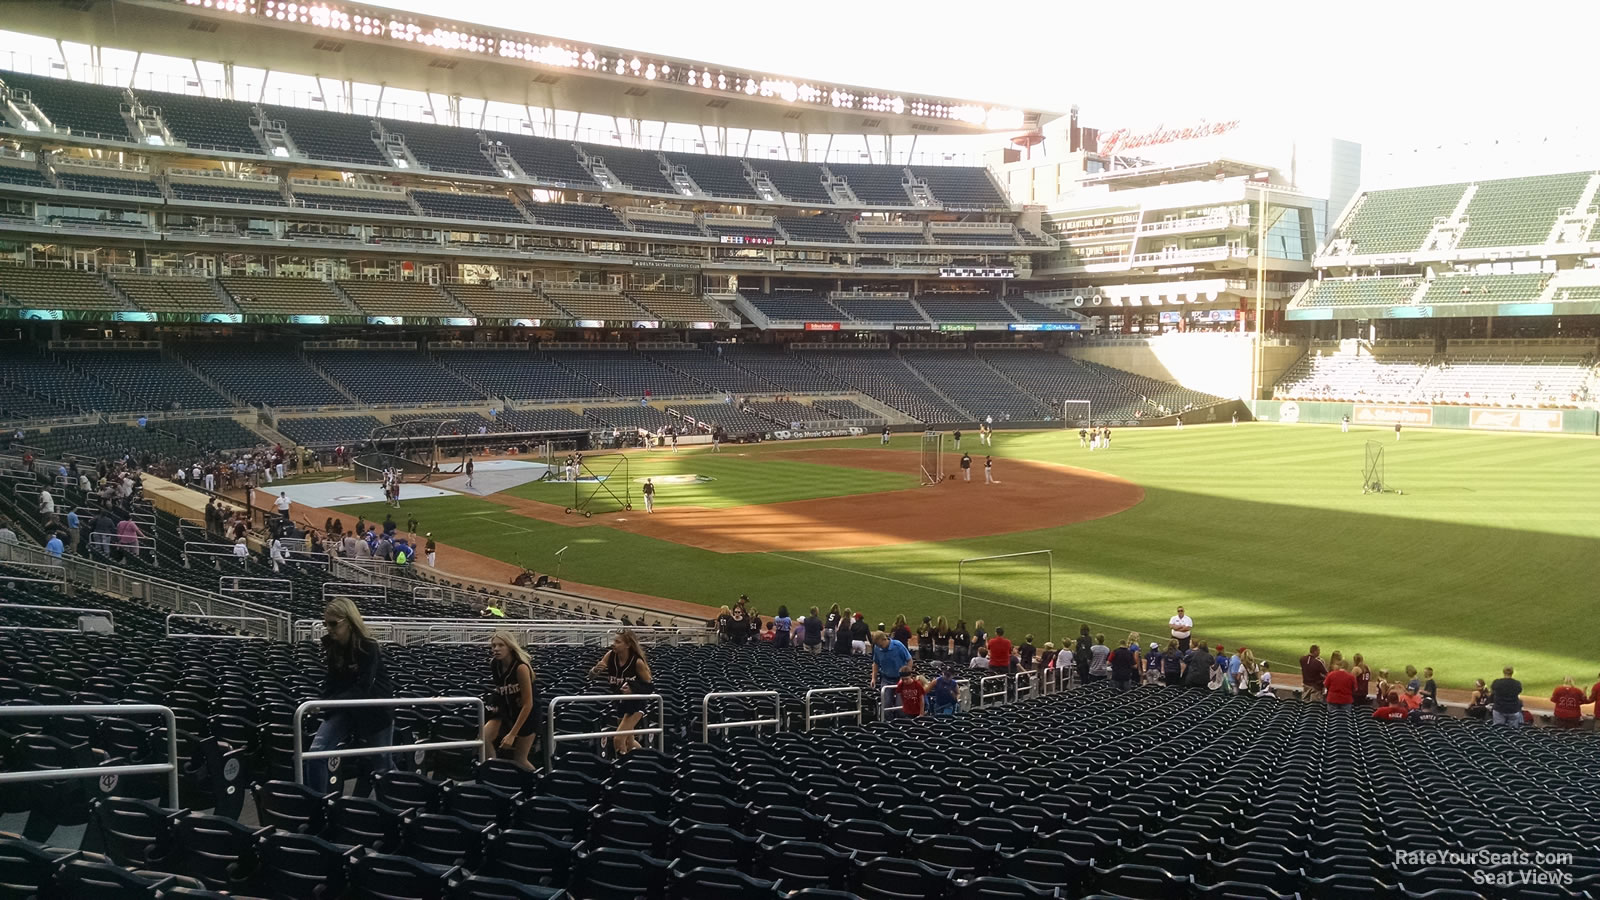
left=345, top=424, right=1600, bottom=691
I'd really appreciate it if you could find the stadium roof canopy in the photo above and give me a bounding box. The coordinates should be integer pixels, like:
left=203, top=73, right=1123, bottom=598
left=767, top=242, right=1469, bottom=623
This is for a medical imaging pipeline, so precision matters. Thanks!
left=12, top=0, right=1062, bottom=137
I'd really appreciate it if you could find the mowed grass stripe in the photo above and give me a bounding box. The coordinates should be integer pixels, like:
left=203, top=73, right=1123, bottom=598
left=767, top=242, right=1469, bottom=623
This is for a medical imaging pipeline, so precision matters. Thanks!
left=349, top=425, right=1600, bottom=690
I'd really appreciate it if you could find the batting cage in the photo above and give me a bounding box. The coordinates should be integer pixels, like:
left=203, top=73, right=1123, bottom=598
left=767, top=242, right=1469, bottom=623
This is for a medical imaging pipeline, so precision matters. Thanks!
left=920, top=430, right=945, bottom=485
left=565, top=454, right=633, bottom=518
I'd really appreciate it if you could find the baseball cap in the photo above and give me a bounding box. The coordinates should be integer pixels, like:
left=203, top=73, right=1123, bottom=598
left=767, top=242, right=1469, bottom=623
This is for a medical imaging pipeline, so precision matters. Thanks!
left=1150, top=642, right=1159, bottom=650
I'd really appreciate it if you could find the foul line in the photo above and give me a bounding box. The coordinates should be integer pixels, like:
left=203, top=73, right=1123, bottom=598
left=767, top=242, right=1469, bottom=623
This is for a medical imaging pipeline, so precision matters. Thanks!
left=766, top=550, right=1191, bottom=652
left=765, top=552, right=957, bottom=597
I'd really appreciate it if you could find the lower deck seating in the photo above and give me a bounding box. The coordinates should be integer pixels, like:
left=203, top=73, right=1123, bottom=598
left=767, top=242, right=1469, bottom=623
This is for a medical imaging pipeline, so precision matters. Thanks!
left=307, top=351, right=485, bottom=405
left=275, top=414, right=383, bottom=447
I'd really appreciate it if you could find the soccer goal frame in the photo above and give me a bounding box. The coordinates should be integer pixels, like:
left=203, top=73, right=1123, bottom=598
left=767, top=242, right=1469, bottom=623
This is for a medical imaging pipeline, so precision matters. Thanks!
left=1062, top=400, right=1092, bottom=427
left=957, top=549, right=1054, bottom=639
left=1362, top=441, right=1386, bottom=494
left=919, top=430, right=945, bottom=485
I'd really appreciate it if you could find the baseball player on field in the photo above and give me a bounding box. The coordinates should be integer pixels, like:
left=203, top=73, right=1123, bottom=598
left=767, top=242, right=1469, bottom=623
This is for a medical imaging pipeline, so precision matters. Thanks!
left=984, top=456, right=1000, bottom=484
left=960, top=452, right=972, bottom=482
left=642, top=478, right=655, bottom=513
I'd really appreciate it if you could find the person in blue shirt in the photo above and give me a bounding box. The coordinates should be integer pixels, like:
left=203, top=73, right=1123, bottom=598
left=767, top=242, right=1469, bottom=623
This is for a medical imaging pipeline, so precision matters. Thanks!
left=65, top=509, right=80, bottom=554
left=45, top=532, right=64, bottom=558
left=870, top=632, right=913, bottom=690
left=929, top=668, right=959, bottom=716
left=772, top=605, right=792, bottom=649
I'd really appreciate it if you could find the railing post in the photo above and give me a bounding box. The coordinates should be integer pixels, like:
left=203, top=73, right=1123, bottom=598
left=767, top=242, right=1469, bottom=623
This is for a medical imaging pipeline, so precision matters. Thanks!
left=700, top=690, right=781, bottom=743
left=0, top=704, right=178, bottom=808
left=803, top=686, right=863, bottom=732
left=292, top=696, right=487, bottom=786
left=545, top=693, right=667, bottom=771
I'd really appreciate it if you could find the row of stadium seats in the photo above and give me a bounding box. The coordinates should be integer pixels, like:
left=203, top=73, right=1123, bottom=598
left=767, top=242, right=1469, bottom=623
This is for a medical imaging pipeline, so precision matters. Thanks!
left=739, top=289, right=1078, bottom=325
left=1, top=338, right=1214, bottom=427
left=1274, top=345, right=1597, bottom=407
left=5, top=643, right=1597, bottom=900
left=2, top=164, right=1029, bottom=248
left=0, top=69, right=1008, bottom=209
left=1324, top=169, right=1600, bottom=257
left=0, top=268, right=741, bottom=322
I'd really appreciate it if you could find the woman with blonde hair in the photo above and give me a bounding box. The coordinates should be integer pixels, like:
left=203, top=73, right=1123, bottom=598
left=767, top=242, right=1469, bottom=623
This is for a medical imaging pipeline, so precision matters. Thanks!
left=1350, top=653, right=1372, bottom=706
left=305, top=597, right=394, bottom=788
left=483, top=631, right=536, bottom=770
left=1237, top=647, right=1259, bottom=694
left=933, top=616, right=950, bottom=660
left=590, top=630, right=655, bottom=757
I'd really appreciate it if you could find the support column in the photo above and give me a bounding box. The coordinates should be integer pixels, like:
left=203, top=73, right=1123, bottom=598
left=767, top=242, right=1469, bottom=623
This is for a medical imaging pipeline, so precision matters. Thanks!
left=222, top=61, right=235, bottom=100
left=446, top=94, right=462, bottom=128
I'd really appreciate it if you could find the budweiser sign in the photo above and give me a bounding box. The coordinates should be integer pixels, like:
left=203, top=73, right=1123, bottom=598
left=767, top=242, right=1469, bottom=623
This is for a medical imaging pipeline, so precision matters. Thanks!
left=1469, top=408, right=1564, bottom=433
left=1098, top=119, right=1242, bottom=156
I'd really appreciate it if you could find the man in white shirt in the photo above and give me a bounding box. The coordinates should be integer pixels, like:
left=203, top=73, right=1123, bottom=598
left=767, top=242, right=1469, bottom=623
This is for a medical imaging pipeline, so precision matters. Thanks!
left=274, top=492, right=291, bottom=518
left=1169, top=606, right=1193, bottom=652
left=232, top=538, right=249, bottom=566
left=38, top=489, right=54, bottom=515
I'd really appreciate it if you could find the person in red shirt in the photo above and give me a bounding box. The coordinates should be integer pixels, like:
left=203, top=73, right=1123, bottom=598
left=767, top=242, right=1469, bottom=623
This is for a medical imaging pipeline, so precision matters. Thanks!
left=1551, top=676, right=1586, bottom=729
left=1324, top=662, right=1356, bottom=710
left=896, top=674, right=926, bottom=718
left=1372, top=693, right=1409, bottom=721
left=987, top=627, right=1014, bottom=676
left=1588, top=672, right=1600, bottom=718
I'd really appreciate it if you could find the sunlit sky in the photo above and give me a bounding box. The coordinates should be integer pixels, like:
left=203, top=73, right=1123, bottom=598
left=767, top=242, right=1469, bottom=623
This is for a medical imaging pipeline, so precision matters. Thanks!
left=377, top=0, right=1600, bottom=181
left=6, top=0, right=1599, bottom=184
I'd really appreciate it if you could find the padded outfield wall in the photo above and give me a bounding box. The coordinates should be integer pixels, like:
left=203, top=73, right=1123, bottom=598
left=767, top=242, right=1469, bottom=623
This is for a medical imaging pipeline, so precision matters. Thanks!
left=1249, top=400, right=1599, bottom=435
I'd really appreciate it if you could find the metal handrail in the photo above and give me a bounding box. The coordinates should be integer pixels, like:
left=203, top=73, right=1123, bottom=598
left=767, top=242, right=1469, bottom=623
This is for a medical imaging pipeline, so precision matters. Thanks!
left=292, top=696, right=487, bottom=786
left=0, top=704, right=178, bottom=807
left=879, top=684, right=903, bottom=722
left=803, top=686, right=862, bottom=731
left=700, top=690, right=781, bottom=743
left=0, top=603, right=114, bottom=633
left=165, top=613, right=272, bottom=640
left=546, top=693, right=666, bottom=770
left=1014, top=671, right=1037, bottom=702
left=979, top=674, right=1010, bottom=707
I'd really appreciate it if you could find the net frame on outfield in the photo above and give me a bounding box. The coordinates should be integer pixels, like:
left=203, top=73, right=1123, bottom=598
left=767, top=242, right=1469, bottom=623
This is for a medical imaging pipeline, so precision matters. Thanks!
left=919, top=430, right=945, bottom=486
left=957, top=549, right=1053, bottom=639
left=1362, top=440, right=1386, bottom=494
left=566, top=454, right=632, bottom=518
left=1062, top=400, right=1092, bottom=427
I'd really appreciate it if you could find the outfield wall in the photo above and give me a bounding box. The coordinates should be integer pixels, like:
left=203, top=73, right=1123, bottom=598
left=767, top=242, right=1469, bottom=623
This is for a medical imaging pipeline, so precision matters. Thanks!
left=1248, top=400, right=1599, bottom=435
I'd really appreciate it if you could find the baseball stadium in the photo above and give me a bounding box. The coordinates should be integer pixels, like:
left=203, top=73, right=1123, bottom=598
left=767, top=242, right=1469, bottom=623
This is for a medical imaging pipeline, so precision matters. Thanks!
left=0, top=1, right=1597, bottom=897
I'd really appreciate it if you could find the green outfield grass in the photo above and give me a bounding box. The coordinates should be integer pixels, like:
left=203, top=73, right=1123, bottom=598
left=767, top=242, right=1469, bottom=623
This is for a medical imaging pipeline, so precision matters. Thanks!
left=504, top=452, right=917, bottom=509
left=349, top=425, right=1600, bottom=691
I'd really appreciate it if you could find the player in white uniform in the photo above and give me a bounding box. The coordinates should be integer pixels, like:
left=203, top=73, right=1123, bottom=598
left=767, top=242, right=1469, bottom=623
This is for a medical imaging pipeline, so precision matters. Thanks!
left=642, top=478, right=655, bottom=513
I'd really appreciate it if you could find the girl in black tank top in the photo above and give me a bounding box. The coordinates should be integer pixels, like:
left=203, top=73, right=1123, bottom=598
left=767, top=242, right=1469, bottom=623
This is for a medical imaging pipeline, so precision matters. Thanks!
left=484, top=632, right=536, bottom=770
left=591, top=631, right=655, bottom=757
